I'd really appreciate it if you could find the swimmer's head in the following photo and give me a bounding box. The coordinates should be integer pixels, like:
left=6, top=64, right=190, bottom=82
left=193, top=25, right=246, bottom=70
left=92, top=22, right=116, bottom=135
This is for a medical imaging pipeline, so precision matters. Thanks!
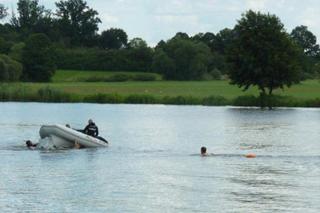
left=201, top=146, right=207, bottom=155
left=66, top=124, right=70, bottom=128
left=26, top=140, right=33, bottom=147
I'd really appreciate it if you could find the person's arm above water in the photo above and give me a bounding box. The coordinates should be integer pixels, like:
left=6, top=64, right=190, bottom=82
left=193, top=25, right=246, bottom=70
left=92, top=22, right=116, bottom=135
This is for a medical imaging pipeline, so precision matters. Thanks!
left=74, top=141, right=81, bottom=149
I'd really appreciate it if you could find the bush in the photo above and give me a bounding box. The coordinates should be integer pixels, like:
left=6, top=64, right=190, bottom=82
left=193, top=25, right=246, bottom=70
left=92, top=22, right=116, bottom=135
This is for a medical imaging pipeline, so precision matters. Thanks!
left=9, top=42, right=25, bottom=62
left=0, top=84, right=11, bottom=100
left=0, top=55, right=22, bottom=82
left=37, top=87, right=71, bottom=102
left=210, top=68, right=222, bottom=80
left=132, top=73, right=157, bottom=81
left=202, top=96, right=229, bottom=106
left=0, top=58, right=9, bottom=81
left=202, top=69, right=223, bottom=80
left=304, top=98, right=320, bottom=107
left=0, top=84, right=34, bottom=101
left=85, top=76, right=106, bottom=82
left=162, top=96, right=201, bottom=105
left=84, top=73, right=158, bottom=82
left=83, top=93, right=123, bottom=103
left=105, top=74, right=131, bottom=82
left=232, top=95, right=306, bottom=108
left=124, top=94, right=157, bottom=104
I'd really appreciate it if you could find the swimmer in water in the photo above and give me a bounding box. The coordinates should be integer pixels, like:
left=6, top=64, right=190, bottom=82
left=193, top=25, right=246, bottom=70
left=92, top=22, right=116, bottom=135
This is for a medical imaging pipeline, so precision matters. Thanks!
left=74, top=141, right=84, bottom=149
left=201, top=146, right=209, bottom=156
left=200, top=146, right=256, bottom=158
left=26, top=139, right=82, bottom=150
left=26, top=140, right=38, bottom=149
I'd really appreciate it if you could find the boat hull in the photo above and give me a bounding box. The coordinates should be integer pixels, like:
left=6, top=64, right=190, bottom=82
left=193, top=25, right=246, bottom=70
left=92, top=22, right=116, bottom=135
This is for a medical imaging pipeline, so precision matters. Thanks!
left=39, top=124, right=108, bottom=148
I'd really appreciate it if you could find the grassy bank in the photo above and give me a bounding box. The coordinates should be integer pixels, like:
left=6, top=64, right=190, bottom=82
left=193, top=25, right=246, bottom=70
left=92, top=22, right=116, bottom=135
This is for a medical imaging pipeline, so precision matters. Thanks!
left=1, top=80, right=320, bottom=107
left=0, top=70, right=319, bottom=107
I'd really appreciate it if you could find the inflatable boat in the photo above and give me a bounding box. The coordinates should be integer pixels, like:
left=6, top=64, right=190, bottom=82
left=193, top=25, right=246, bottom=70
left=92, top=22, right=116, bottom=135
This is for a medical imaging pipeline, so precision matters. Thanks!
left=39, top=124, right=108, bottom=149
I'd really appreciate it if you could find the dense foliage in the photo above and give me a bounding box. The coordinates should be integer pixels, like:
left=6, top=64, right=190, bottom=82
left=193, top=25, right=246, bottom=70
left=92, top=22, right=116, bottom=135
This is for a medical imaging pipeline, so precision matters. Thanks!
left=22, top=33, right=55, bottom=82
left=227, top=10, right=302, bottom=98
left=55, top=0, right=101, bottom=46
left=0, top=1, right=319, bottom=82
left=55, top=47, right=153, bottom=72
left=153, top=38, right=212, bottom=80
left=0, top=54, right=23, bottom=81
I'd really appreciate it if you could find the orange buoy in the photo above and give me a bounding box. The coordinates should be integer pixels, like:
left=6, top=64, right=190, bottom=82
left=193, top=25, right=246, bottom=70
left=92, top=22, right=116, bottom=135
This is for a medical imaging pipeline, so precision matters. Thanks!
left=245, top=153, right=257, bottom=158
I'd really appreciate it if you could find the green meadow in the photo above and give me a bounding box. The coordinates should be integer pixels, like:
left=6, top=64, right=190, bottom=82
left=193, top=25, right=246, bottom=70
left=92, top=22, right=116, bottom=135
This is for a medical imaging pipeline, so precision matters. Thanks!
left=1, top=70, right=320, bottom=106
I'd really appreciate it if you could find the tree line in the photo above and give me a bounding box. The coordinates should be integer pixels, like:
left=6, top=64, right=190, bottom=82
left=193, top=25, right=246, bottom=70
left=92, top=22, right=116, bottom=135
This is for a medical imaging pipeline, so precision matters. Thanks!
left=0, top=0, right=320, bottom=90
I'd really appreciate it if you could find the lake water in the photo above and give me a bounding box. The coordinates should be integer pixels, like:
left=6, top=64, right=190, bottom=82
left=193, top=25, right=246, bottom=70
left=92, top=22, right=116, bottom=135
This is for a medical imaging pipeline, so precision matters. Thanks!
left=0, top=103, right=319, bottom=212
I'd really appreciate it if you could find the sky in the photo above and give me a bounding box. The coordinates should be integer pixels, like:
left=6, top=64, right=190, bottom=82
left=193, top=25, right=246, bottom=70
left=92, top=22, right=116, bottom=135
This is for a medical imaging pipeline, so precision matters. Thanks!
left=1, top=0, right=320, bottom=46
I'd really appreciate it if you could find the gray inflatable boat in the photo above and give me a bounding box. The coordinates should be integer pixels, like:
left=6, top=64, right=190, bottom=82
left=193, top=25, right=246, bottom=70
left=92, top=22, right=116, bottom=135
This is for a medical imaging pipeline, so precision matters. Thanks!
left=39, top=124, right=108, bottom=149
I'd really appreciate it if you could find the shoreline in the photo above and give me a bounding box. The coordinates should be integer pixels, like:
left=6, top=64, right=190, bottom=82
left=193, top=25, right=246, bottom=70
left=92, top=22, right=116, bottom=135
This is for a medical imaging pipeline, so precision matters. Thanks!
left=0, top=92, right=319, bottom=108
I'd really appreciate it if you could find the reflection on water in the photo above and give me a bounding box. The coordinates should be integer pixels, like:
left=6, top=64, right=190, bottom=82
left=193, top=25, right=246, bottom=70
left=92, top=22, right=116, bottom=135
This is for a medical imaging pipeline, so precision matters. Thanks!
left=0, top=103, right=320, bottom=212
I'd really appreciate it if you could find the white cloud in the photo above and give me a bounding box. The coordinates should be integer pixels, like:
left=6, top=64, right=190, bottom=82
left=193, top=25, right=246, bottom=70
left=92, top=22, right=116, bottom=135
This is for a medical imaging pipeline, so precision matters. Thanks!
left=245, top=0, right=267, bottom=11
left=101, top=14, right=119, bottom=24
left=299, top=7, right=320, bottom=28
left=155, top=14, right=198, bottom=25
left=1, top=0, right=320, bottom=45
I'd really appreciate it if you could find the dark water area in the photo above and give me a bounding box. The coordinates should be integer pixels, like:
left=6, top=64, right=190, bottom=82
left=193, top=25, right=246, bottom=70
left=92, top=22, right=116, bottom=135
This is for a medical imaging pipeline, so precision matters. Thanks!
left=0, top=103, right=319, bottom=212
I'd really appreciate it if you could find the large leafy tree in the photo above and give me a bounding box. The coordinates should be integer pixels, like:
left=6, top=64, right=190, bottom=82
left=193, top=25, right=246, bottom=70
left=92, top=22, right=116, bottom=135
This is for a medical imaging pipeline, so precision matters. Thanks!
left=291, top=25, right=320, bottom=57
left=227, top=10, right=302, bottom=97
left=11, top=0, right=51, bottom=33
left=55, top=0, right=101, bottom=46
left=22, top=33, right=55, bottom=82
left=99, top=28, right=128, bottom=49
left=10, top=0, right=60, bottom=42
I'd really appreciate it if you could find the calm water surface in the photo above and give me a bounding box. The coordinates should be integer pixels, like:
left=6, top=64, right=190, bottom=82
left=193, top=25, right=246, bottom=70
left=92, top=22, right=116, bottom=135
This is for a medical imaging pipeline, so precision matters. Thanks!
left=0, top=103, right=319, bottom=212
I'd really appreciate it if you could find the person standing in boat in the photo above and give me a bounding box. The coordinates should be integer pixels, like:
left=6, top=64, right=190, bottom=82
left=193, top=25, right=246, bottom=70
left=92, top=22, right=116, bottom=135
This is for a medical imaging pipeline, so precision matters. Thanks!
left=84, top=119, right=99, bottom=137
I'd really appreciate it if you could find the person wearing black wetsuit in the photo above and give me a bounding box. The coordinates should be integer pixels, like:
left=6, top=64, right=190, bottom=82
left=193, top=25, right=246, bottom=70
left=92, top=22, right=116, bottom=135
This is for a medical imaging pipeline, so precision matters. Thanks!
left=84, top=119, right=99, bottom=137
left=26, top=140, right=38, bottom=149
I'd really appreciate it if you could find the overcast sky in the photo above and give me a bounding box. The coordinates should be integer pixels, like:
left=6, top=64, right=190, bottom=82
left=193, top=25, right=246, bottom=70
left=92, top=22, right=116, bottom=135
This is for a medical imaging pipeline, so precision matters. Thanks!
left=2, top=0, right=320, bottom=46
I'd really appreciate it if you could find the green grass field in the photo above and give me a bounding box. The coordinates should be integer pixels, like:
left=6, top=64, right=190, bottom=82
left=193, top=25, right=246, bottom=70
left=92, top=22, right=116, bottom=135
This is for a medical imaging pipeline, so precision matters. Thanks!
left=9, top=71, right=320, bottom=99
left=1, top=70, right=320, bottom=106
